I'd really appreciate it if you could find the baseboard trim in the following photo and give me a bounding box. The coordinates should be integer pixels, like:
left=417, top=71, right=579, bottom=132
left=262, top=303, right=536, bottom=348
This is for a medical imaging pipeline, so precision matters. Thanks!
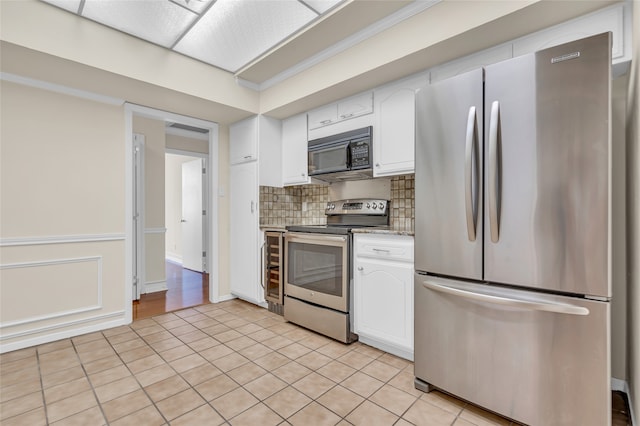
left=165, top=254, right=183, bottom=264
left=611, top=378, right=636, bottom=426
left=357, top=335, right=413, bottom=362
left=214, top=294, right=237, bottom=303
left=0, top=311, right=127, bottom=353
left=144, top=280, right=168, bottom=294
left=612, top=377, right=627, bottom=392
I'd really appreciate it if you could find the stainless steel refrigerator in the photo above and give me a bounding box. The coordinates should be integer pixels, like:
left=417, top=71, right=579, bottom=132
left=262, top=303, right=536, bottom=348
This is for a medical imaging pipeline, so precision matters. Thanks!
left=414, top=33, right=612, bottom=426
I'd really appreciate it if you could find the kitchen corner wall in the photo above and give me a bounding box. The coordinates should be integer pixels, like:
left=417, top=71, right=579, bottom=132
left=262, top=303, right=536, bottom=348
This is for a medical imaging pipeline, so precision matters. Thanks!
left=260, top=175, right=415, bottom=232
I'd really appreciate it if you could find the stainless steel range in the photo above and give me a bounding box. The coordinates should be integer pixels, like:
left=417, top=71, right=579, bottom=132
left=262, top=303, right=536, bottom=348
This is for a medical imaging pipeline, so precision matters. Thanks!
left=284, top=199, right=389, bottom=343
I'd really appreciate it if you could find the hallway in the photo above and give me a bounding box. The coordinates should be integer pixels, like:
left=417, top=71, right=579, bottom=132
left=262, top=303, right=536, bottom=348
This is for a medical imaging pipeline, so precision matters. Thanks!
left=133, top=261, right=209, bottom=320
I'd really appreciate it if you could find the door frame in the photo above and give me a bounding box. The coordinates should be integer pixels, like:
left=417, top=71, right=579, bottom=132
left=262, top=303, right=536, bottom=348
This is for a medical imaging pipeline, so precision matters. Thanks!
left=166, top=149, right=209, bottom=273
left=133, top=133, right=145, bottom=300
left=124, top=103, right=220, bottom=322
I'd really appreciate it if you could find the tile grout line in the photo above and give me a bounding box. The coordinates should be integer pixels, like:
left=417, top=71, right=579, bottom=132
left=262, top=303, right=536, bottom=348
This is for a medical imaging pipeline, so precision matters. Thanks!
left=70, top=334, right=110, bottom=426
left=35, top=346, right=50, bottom=426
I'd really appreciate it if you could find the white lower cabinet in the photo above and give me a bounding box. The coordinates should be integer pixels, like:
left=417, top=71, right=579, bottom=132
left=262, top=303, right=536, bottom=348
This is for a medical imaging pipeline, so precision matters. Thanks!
left=229, top=161, right=264, bottom=305
left=353, top=234, right=414, bottom=360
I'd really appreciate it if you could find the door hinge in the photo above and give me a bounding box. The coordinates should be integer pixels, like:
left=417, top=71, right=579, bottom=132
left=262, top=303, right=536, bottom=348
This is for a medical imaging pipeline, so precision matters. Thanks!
left=202, top=210, right=206, bottom=215
left=202, top=167, right=206, bottom=174
left=202, top=251, right=207, bottom=257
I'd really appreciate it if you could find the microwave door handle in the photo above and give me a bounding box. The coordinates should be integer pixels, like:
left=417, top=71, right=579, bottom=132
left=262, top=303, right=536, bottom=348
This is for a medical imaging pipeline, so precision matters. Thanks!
left=346, top=143, right=352, bottom=169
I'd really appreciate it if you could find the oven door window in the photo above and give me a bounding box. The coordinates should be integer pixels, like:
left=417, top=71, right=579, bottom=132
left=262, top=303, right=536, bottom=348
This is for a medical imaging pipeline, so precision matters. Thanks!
left=308, top=143, right=349, bottom=175
left=285, top=235, right=349, bottom=312
left=288, top=242, right=343, bottom=296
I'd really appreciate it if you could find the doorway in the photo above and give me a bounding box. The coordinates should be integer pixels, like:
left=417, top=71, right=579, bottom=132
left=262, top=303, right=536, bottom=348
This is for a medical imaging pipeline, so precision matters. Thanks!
left=125, top=104, right=220, bottom=322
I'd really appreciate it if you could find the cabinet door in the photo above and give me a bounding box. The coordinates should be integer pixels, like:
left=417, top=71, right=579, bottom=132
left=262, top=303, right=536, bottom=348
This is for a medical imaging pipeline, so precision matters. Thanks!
left=338, top=92, right=373, bottom=121
left=308, top=104, right=338, bottom=130
left=354, top=258, right=413, bottom=353
left=230, top=117, right=257, bottom=164
left=374, top=76, right=426, bottom=176
left=258, top=115, right=283, bottom=187
left=282, top=113, right=310, bottom=186
left=230, top=162, right=262, bottom=304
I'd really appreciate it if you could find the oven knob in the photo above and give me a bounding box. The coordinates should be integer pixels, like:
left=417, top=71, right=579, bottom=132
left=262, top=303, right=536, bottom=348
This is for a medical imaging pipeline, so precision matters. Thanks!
left=372, top=204, right=377, bottom=209
left=366, top=203, right=371, bottom=208
left=379, top=202, right=385, bottom=210
left=330, top=204, right=335, bottom=210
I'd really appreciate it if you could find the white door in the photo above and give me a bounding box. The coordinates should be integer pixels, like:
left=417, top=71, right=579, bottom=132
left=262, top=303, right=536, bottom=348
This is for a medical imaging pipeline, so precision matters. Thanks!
left=181, top=158, right=203, bottom=272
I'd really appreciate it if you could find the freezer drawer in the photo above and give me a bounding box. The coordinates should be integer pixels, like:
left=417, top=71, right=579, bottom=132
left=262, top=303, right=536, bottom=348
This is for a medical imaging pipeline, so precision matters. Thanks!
left=414, top=275, right=610, bottom=426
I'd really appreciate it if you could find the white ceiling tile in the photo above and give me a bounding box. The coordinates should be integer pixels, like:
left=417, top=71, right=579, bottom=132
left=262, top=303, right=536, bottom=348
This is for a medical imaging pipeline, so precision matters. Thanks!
left=40, top=0, right=82, bottom=13
left=175, top=0, right=316, bottom=72
left=171, top=0, right=215, bottom=15
left=300, top=0, right=342, bottom=14
left=82, top=0, right=198, bottom=48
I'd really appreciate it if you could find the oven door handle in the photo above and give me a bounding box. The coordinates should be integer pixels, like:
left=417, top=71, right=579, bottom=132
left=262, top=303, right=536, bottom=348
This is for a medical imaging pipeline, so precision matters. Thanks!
left=285, top=233, right=348, bottom=245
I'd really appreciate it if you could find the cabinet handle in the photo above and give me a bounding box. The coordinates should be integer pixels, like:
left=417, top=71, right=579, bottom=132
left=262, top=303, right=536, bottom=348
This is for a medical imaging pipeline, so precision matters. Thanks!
left=244, top=155, right=253, bottom=159
left=251, top=201, right=255, bottom=213
left=357, top=266, right=364, bottom=271
left=372, top=248, right=391, bottom=253
left=340, top=113, right=354, bottom=119
left=301, top=173, right=306, bottom=177
left=375, top=163, right=380, bottom=167
left=320, top=119, right=333, bottom=124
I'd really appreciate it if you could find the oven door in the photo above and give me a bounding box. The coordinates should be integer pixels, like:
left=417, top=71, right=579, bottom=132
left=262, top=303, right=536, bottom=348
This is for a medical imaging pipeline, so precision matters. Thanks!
left=285, top=232, right=349, bottom=312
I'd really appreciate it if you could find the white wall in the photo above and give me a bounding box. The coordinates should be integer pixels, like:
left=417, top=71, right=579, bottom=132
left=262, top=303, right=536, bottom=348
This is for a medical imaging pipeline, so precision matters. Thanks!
left=0, top=81, right=127, bottom=352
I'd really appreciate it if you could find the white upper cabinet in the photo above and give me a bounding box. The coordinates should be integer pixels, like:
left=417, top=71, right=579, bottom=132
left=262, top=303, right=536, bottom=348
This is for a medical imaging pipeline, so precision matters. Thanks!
left=230, top=117, right=258, bottom=164
left=337, top=92, right=373, bottom=121
left=373, top=74, right=427, bottom=177
left=308, top=104, right=338, bottom=130
left=512, top=3, right=629, bottom=64
left=307, top=92, right=374, bottom=138
left=230, top=115, right=282, bottom=186
left=429, top=44, right=513, bottom=84
left=282, top=113, right=310, bottom=186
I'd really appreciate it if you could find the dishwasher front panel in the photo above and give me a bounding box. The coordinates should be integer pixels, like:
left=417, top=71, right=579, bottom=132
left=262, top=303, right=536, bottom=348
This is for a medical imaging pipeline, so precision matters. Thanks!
left=414, top=274, right=610, bottom=426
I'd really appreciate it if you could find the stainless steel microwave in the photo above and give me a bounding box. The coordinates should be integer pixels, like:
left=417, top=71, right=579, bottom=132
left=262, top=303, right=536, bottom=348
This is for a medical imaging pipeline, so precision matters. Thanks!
left=308, top=126, right=372, bottom=182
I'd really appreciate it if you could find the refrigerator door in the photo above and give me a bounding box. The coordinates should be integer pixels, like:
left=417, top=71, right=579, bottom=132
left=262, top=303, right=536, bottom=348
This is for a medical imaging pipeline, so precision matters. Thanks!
left=414, top=274, right=611, bottom=426
left=484, top=33, right=611, bottom=298
left=415, top=68, right=483, bottom=280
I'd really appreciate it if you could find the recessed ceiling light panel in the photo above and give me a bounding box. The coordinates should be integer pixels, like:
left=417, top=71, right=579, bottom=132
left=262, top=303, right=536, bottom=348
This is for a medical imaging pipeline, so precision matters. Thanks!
left=82, top=0, right=198, bottom=48
left=175, top=0, right=317, bottom=72
left=300, top=0, right=342, bottom=14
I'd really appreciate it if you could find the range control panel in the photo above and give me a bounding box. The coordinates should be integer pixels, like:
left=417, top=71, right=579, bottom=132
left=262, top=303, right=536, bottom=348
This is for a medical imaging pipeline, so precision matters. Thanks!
left=325, top=199, right=389, bottom=215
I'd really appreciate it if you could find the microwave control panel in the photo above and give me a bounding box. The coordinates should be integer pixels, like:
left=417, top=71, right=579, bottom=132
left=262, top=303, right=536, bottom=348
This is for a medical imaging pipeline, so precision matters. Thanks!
left=350, top=140, right=370, bottom=168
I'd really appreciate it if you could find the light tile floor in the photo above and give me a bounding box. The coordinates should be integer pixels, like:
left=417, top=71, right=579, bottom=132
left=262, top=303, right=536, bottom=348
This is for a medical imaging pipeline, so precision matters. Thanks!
left=0, top=299, right=580, bottom=425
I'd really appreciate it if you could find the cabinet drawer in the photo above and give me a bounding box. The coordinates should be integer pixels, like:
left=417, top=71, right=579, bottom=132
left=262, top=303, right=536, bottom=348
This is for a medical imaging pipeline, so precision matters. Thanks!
left=354, top=235, right=413, bottom=262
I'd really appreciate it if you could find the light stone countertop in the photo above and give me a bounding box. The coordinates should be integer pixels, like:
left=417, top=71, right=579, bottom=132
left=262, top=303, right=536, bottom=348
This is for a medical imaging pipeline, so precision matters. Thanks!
left=351, top=226, right=414, bottom=236
left=259, top=224, right=414, bottom=236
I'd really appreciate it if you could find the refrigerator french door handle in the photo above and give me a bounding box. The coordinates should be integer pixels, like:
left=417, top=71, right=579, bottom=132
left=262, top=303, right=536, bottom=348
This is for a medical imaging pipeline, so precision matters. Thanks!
left=488, top=101, right=501, bottom=243
left=422, top=280, right=590, bottom=316
left=464, top=106, right=478, bottom=242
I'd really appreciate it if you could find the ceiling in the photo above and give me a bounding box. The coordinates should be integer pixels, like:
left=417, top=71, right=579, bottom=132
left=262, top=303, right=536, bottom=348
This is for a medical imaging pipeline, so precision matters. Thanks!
left=39, top=0, right=412, bottom=85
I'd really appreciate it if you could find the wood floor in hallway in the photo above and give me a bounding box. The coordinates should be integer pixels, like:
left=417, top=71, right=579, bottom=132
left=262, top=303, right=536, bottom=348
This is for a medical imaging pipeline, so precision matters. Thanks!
left=133, top=260, right=209, bottom=320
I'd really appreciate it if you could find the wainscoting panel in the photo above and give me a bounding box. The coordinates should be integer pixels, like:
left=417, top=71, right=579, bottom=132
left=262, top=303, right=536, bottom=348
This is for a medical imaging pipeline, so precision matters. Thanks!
left=0, top=238, right=127, bottom=353
left=0, top=256, right=102, bottom=326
